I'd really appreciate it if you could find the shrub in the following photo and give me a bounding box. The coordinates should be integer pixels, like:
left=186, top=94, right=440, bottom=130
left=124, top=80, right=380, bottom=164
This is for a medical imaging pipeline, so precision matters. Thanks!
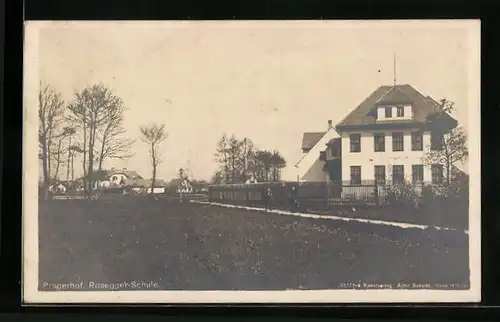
left=381, top=182, right=420, bottom=208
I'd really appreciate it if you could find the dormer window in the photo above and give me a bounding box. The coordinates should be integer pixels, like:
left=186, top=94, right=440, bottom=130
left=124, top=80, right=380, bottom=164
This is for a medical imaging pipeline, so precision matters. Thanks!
left=385, top=106, right=392, bottom=118
left=396, top=105, right=404, bottom=117
left=376, top=104, right=412, bottom=121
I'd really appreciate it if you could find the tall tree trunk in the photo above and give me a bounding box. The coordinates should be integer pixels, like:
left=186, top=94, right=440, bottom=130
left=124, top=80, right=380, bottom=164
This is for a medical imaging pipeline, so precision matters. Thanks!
left=71, top=151, right=75, bottom=181
left=150, top=143, right=156, bottom=196
left=87, top=122, right=96, bottom=198
left=47, top=131, right=53, bottom=183
left=41, top=140, right=50, bottom=200
left=98, top=145, right=105, bottom=172
left=151, top=166, right=156, bottom=196
left=82, top=119, right=88, bottom=194
left=53, top=138, right=63, bottom=182
left=446, top=154, right=451, bottom=186
left=66, top=135, right=71, bottom=182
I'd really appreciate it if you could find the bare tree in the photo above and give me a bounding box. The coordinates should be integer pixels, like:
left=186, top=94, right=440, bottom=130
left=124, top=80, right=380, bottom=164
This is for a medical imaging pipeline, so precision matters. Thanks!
left=68, top=84, right=122, bottom=197
left=95, top=97, right=135, bottom=172
left=422, top=99, right=468, bottom=185
left=270, top=150, right=287, bottom=181
left=38, top=82, right=65, bottom=200
left=140, top=123, right=168, bottom=196
left=50, top=131, right=67, bottom=182
left=239, top=137, right=255, bottom=182
left=213, top=133, right=231, bottom=183
left=63, top=127, right=77, bottom=182
left=227, top=135, right=243, bottom=184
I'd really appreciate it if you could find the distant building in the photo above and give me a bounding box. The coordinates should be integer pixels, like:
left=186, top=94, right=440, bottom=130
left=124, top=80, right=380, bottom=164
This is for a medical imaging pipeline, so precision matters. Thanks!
left=49, top=182, right=67, bottom=194
left=128, top=178, right=167, bottom=194
left=295, top=120, right=341, bottom=183
left=73, top=168, right=168, bottom=193
left=107, top=168, right=143, bottom=187
left=167, top=178, right=195, bottom=194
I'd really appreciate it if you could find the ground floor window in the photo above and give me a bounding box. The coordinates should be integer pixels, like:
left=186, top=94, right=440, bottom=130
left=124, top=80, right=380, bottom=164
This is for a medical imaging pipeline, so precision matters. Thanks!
left=374, top=165, right=386, bottom=185
left=350, top=166, right=361, bottom=185
left=431, top=164, right=444, bottom=184
left=392, top=165, right=404, bottom=184
left=412, top=164, right=424, bottom=184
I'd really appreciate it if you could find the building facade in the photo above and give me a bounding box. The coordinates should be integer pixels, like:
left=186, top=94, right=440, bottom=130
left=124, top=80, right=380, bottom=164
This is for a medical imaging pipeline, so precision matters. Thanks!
left=297, top=84, right=458, bottom=189
left=295, top=120, right=341, bottom=182
left=335, top=84, right=457, bottom=186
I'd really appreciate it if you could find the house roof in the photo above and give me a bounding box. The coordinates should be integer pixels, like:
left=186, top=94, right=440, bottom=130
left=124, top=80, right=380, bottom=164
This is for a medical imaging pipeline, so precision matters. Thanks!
left=375, top=86, right=413, bottom=105
left=301, top=132, right=326, bottom=150
left=75, top=169, right=144, bottom=182
left=326, top=137, right=341, bottom=147
left=93, top=170, right=111, bottom=181
left=128, top=178, right=167, bottom=187
left=295, top=126, right=339, bottom=171
left=109, top=170, right=143, bottom=180
left=168, top=178, right=193, bottom=187
left=336, top=84, right=458, bottom=130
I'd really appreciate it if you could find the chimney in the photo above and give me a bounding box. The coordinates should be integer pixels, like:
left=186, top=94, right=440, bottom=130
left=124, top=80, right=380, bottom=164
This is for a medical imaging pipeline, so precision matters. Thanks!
left=328, top=120, right=332, bottom=129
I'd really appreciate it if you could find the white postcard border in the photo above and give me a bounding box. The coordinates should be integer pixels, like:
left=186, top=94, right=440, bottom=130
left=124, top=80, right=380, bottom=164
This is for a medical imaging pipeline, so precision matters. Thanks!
left=22, top=20, right=481, bottom=304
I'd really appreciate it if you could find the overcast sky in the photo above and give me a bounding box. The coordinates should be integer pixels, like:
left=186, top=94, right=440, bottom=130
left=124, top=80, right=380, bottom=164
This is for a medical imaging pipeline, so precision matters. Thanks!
left=34, top=20, right=479, bottom=181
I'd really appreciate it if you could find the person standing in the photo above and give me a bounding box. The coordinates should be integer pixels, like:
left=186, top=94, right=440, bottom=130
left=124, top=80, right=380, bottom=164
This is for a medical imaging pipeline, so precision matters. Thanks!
left=264, top=187, right=273, bottom=211
left=289, top=185, right=298, bottom=212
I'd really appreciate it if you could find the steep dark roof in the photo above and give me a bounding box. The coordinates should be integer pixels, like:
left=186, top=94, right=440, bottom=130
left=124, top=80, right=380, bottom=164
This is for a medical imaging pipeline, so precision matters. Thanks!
left=326, top=138, right=341, bottom=146
left=301, top=132, right=325, bottom=150
left=336, top=84, right=458, bottom=129
left=375, top=86, right=413, bottom=105
left=93, top=170, right=111, bottom=181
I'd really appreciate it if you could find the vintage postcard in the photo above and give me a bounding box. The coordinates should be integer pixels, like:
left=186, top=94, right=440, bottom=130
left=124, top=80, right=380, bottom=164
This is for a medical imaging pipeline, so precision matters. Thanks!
left=23, top=20, right=481, bottom=304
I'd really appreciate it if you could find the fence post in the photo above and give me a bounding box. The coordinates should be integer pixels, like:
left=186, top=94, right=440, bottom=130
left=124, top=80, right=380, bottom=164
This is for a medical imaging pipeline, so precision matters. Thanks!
left=324, top=182, right=329, bottom=210
left=374, top=184, right=379, bottom=206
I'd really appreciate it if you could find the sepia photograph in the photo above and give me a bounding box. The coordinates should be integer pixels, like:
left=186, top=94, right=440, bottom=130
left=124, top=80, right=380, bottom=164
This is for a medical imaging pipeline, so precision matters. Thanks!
left=23, top=20, right=481, bottom=303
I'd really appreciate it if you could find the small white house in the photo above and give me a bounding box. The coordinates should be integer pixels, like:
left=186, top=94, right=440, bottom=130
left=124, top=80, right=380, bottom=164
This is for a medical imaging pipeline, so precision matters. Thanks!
left=295, top=120, right=340, bottom=183
left=108, top=168, right=143, bottom=187
left=177, top=178, right=194, bottom=194
left=49, top=182, right=67, bottom=194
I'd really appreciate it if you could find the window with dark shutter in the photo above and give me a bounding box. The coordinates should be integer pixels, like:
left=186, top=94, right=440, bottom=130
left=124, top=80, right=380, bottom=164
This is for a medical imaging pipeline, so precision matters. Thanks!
left=392, top=165, right=405, bottom=184
left=431, top=164, right=443, bottom=184
left=431, top=132, right=444, bottom=151
left=412, top=165, right=424, bottom=184
left=374, top=166, right=386, bottom=185
left=350, top=166, right=361, bottom=185
left=374, top=133, right=385, bottom=152
left=385, top=106, right=392, bottom=118
left=392, top=132, right=404, bottom=151
left=350, top=134, right=361, bottom=153
left=411, top=132, right=423, bottom=151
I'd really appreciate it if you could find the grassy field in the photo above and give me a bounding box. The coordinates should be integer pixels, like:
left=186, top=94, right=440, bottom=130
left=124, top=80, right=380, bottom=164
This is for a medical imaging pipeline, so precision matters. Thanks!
left=38, top=197, right=470, bottom=291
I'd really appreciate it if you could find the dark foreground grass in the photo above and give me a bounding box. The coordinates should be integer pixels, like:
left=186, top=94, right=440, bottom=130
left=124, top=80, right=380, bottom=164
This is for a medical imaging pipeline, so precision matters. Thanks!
left=39, top=197, right=470, bottom=291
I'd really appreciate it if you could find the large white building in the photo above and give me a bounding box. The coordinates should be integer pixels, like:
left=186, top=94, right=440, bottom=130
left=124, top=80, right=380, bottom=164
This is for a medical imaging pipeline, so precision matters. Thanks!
left=297, top=84, right=458, bottom=187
